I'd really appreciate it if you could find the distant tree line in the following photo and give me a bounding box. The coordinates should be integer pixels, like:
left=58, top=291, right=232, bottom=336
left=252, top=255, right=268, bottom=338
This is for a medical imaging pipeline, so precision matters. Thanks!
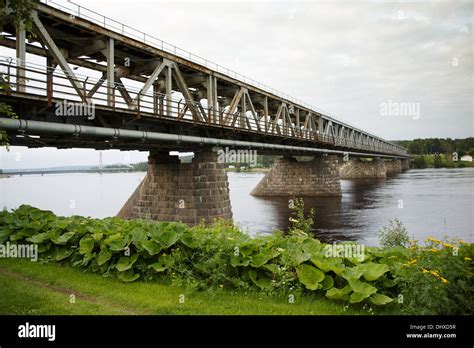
left=105, top=162, right=148, bottom=171
left=393, top=137, right=474, bottom=156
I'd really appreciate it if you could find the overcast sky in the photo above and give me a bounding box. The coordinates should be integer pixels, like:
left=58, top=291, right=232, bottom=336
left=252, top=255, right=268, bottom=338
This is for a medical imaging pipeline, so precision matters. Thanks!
left=1, top=0, right=473, bottom=169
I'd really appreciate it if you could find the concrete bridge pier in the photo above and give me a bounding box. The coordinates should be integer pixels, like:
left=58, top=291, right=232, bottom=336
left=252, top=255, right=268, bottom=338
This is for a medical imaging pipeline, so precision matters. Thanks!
left=250, top=155, right=341, bottom=196
left=385, top=159, right=403, bottom=175
left=339, top=158, right=387, bottom=179
left=117, top=147, right=232, bottom=225
left=401, top=159, right=410, bottom=171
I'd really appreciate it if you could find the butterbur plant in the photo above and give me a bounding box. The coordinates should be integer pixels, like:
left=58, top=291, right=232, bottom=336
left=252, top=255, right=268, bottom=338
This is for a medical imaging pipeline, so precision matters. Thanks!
left=0, top=205, right=472, bottom=313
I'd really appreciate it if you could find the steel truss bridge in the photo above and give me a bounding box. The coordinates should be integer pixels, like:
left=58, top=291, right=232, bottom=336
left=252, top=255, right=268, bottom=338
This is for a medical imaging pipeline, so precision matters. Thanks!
left=0, top=0, right=409, bottom=158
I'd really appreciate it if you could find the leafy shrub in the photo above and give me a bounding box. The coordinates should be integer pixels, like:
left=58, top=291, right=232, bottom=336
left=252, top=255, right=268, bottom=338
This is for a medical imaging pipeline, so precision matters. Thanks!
left=288, top=198, right=315, bottom=236
left=394, top=238, right=474, bottom=314
left=433, top=153, right=443, bottom=168
left=411, top=155, right=426, bottom=169
left=0, top=205, right=472, bottom=313
left=378, top=219, right=410, bottom=249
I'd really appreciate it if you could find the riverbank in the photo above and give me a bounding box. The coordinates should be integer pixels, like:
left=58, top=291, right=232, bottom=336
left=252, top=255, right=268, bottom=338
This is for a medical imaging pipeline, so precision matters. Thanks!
left=0, top=205, right=472, bottom=315
left=225, top=167, right=270, bottom=173
left=410, top=154, right=474, bottom=169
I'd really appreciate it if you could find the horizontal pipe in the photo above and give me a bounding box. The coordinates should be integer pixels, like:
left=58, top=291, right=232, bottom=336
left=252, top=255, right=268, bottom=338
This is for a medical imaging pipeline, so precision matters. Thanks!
left=0, top=118, right=410, bottom=159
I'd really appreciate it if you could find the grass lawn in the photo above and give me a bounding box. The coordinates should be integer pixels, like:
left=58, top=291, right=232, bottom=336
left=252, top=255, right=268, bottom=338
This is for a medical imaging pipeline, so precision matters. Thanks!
left=0, top=259, right=401, bottom=315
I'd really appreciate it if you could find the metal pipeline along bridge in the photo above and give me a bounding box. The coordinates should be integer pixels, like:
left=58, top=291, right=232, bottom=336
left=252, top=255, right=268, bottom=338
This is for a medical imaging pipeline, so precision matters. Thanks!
left=0, top=0, right=410, bottom=225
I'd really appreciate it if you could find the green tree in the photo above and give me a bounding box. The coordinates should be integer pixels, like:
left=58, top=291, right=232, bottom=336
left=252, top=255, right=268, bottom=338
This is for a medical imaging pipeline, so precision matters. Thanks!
left=433, top=153, right=443, bottom=168
left=411, top=155, right=426, bottom=169
left=378, top=219, right=410, bottom=249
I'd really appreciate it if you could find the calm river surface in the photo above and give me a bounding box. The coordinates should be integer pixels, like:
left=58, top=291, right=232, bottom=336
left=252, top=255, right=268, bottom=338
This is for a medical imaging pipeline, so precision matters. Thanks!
left=0, top=168, right=472, bottom=246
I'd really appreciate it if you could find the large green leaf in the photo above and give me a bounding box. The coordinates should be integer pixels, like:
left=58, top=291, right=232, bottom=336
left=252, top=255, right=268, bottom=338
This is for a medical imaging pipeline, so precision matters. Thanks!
left=52, top=231, right=75, bottom=245
left=180, top=231, right=198, bottom=249
left=149, top=254, right=174, bottom=273
left=347, top=278, right=377, bottom=299
left=230, top=254, right=251, bottom=267
left=130, top=227, right=147, bottom=243
left=51, top=219, right=70, bottom=230
left=262, top=264, right=280, bottom=274
left=97, top=248, right=112, bottom=266
left=301, top=239, right=323, bottom=256
left=157, top=229, right=179, bottom=248
left=350, top=291, right=367, bottom=303
left=140, top=240, right=162, bottom=256
left=117, top=269, right=140, bottom=282
left=79, top=236, right=95, bottom=255
left=26, top=232, right=50, bottom=244
left=288, top=248, right=311, bottom=266
left=321, top=275, right=334, bottom=290
left=342, top=265, right=365, bottom=281
left=311, top=257, right=345, bottom=275
left=92, top=232, right=104, bottom=242
left=53, top=248, right=74, bottom=261
left=248, top=270, right=272, bottom=290
left=105, top=233, right=127, bottom=251
left=360, top=263, right=390, bottom=281
left=116, top=254, right=139, bottom=272
left=297, top=264, right=325, bottom=290
left=370, top=293, right=393, bottom=305
left=250, top=249, right=279, bottom=268
left=326, top=285, right=352, bottom=300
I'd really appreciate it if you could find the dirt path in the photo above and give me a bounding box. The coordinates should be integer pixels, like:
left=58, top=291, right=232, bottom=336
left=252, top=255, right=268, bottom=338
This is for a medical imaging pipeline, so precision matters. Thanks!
left=0, top=266, right=148, bottom=315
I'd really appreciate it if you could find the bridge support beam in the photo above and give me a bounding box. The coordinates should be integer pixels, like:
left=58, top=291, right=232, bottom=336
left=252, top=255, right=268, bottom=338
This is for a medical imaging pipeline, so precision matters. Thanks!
left=16, top=23, right=26, bottom=93
left=117, top=147, right=232, bottom=225
left=250, top=155, right=341, bottom=196
left=339, top=158, right=386, bottom=179
left=385, top=159, right=402, bottom=175
left=401, top=159, right=410, bottom=171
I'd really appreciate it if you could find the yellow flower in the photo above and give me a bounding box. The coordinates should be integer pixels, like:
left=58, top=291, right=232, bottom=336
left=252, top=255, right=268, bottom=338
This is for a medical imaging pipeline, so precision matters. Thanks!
left=443, top=243, right=455, bottom=248
left=428, top=248, right=440, bottom=253
left=430, top=271, right=440, bottom=278
left=459, top=240, right=469, bottom=245
left=464, top=257, right=472, bottom=261
left=427, top=237, right=441, bottom=244
left=407, top=259, right=417, bottom=265
left=421, top=268, right=429, bottom=274
left=440, top=277, right=449, bottom=284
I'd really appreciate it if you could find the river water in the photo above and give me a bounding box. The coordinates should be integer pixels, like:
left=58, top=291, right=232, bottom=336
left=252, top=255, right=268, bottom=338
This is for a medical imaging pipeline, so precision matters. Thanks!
left=0, top=168, right=472, bottom=246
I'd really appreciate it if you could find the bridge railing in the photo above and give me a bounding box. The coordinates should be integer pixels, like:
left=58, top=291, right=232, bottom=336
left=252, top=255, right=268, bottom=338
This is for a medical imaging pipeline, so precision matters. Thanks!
left=0, top=57, right=409, bottom=157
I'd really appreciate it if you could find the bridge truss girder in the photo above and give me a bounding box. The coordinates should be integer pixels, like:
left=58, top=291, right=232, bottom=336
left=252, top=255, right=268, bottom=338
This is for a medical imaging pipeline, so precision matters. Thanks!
left=0, top=1, right=407, bottom=157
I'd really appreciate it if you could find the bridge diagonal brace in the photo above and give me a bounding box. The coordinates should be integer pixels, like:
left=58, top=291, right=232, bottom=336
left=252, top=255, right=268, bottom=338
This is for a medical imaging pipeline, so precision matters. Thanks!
left=132, top=59, right=166, bottom=107
left=177, top=103, right=189, bottom=120
left=171, top=61, right=206, bottom=122
left=224, top=88, right=244, bottom=125
left=243, top=91, right=261, bottom=132
left=87, top=72, right=106, bottom=99
left=116, top=78, right=134, bottom=108
left=31, top=11, right=85, bottom=102
left=310, top=115, right=318, bottom=137
left=283, top=104, right=296, bottom=137
left=272, top=103, right=284, bottom=133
